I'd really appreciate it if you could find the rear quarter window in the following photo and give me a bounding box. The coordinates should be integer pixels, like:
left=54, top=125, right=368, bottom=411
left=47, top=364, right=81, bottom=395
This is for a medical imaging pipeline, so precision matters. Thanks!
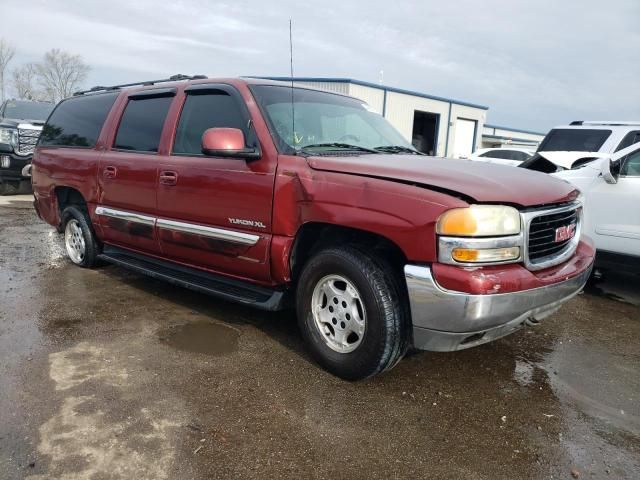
left=39, top=93, right=119, bottom=148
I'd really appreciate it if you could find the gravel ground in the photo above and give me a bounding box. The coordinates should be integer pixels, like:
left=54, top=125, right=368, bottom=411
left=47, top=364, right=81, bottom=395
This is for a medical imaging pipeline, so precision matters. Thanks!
left=1, top=195, right=638, bottom=479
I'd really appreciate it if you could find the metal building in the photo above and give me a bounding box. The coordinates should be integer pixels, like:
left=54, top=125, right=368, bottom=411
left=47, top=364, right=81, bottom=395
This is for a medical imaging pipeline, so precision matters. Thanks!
left=481, top=124, right=545, bottom=150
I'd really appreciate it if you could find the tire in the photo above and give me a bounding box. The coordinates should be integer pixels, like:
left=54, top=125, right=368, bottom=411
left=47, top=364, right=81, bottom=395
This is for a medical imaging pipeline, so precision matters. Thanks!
left=0, top=180, right=19, bottom=196
left=296, top=246, right=410, bottom=380
left=61, top=206, right=101, bottom=268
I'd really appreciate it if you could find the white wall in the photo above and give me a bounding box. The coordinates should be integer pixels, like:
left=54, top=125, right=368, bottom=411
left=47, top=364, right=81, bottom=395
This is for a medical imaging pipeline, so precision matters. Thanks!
left=347, top=84, right=385, bottom=114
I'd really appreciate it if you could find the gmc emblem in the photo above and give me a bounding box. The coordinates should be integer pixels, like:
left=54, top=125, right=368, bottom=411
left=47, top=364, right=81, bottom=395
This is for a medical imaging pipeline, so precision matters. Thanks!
left=555, top=224, right=576, bottom=243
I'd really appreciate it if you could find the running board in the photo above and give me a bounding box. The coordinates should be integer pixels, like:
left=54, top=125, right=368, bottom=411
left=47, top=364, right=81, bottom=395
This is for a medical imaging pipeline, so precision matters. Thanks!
left=98, top=245, right=287, bottom=311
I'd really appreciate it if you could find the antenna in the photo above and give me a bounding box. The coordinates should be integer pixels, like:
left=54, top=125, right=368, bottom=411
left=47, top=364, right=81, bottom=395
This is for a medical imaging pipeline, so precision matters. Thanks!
left=289, top=19, right=296, bottom=152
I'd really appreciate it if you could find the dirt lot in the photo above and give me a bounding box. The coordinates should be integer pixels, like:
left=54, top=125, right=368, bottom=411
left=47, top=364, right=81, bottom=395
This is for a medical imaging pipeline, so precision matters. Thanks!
left=1, top=195, right=638, bottom=479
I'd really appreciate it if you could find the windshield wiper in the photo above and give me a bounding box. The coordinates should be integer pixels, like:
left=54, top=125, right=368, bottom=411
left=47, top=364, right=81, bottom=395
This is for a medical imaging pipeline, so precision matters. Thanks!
left=300, top=143, right=380, bottom=154
left=374, top=145, right=424, bottom=155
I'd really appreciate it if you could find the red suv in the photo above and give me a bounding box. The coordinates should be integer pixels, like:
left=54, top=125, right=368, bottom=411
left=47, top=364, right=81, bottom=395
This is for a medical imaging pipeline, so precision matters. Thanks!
left=32, top=75, right=594, bottom=380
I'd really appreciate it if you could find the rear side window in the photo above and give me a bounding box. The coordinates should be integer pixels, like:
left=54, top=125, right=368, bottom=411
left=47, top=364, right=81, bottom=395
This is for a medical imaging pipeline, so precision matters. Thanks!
left=510, top=151, right=531, bottom=161
left=114, top=96, right=173, bottom=153
left=615, top=131, right=640, bottom=152
left=40, top=93, right=118, bottom=148
left=173, top=91, right=248, bottom=155
left=537, top=129, right=611, bottom=152
left=480, top=150, right=508, bottom=159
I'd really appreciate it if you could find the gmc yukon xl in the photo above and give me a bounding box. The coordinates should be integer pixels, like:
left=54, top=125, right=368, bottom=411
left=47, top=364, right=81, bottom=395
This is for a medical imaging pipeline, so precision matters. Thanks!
left=32, top=76, right=595, bottom=380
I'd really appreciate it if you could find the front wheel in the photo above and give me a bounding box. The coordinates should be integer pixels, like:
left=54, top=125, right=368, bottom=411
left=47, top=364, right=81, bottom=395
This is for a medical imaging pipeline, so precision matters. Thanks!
left=296, top=246, right=410, bottom=380
left=61, top=206, right=100, bottom=268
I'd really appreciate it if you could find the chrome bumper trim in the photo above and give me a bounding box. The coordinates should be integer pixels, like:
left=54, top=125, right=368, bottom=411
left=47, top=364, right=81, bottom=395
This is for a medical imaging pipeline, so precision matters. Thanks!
left=21, top=164, right=32, bottom=177
left=95, top=206, right=156, bottom=226
left=404, top=263, right=592, bottom=351
left=156, top=218, right=259, bottom=246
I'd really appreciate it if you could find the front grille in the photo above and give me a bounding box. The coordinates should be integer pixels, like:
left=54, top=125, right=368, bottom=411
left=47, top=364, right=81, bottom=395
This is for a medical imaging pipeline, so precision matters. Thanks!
left=527, top=208, right=579, bottom=263
left=17, top=127, right=42, bottom=156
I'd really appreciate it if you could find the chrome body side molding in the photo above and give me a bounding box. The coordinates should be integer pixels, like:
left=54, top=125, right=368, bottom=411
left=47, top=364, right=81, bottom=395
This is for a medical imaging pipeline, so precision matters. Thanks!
left=95, top=206, right=261, bottom=246
left=156, top=218, right=260, bottom=246
left=95, top=206, right=156, bottom=226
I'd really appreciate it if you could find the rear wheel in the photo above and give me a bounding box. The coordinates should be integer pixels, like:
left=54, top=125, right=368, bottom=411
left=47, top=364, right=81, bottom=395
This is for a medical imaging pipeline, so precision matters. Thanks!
left=296, top=246, right=410, bottom=380
left=61, top=206, right=100, bottom=268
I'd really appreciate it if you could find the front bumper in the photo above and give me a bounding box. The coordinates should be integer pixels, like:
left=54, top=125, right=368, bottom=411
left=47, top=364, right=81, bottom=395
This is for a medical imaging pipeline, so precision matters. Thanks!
left=405, top=259, right=593, bottom=352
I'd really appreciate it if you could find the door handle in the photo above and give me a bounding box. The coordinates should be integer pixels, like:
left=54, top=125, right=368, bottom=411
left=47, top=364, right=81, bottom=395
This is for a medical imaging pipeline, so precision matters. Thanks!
left=103, top=166, right=117, bottom=179
left=159, top=171, right=178, bottom=186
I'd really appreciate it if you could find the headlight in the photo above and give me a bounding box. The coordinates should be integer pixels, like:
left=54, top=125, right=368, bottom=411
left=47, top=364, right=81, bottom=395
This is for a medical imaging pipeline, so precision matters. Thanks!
left=0, top=127, right=18, bottom=147
left=436, top=205, right=521, bottom=237
left=437, top=205, right=522, bottom=265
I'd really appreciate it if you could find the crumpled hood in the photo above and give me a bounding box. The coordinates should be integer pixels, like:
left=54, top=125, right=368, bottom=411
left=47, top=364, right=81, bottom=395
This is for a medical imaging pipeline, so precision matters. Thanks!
left=307, top=154, right=578, bottom=207
left=537, top=151, right=608, bottom=170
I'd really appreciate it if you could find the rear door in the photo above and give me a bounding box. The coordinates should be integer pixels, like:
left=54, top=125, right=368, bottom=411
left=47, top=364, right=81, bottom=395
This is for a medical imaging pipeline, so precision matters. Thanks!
left=97, top=88, right=175, bottom=254
left=155, top=84, right=276, bottom=283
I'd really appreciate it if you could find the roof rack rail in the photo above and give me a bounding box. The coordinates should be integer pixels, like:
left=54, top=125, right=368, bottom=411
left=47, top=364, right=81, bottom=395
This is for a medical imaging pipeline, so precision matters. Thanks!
left=569, top=121, right=583, bottom=126
left=73, top=74, right=208, bottom=96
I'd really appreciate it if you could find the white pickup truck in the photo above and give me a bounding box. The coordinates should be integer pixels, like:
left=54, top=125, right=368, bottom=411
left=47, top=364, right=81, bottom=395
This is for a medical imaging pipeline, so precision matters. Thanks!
left=552, top=142, right=640, bottom=273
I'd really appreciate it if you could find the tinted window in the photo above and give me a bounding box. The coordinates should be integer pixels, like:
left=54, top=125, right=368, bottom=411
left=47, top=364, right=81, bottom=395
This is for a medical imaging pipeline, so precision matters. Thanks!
left=40, top=93, right=118, bottom=148
left=538, top=128, right=611, bottom=152
left=479, top=150, right=498, bottom=158
left=510, top=151, right=531, bottom=161
left=615, top=131, right=640, bottom=152
left=114, top=96, right=173, bottom=152
left=621, top=149, right=640, bottom=176
left=480, top=150, right=511, bottom=160
left=173, top=91, right=247, bottom=155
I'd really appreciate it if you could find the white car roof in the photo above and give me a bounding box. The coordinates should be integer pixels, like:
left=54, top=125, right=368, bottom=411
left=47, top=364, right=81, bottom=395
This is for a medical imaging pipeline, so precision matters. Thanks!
left=475, top=147, right=534, bottom=153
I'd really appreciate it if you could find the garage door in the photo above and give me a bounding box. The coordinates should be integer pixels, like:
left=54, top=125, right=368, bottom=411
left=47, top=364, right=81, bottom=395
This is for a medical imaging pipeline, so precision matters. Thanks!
left=453, top=118, right=477, bottom=158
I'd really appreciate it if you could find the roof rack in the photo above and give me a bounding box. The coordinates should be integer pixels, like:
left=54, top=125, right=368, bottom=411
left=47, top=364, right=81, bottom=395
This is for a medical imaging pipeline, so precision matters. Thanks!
left=570, top=120, right=640, bottom=127
left=73, top=74, right=208, bottom=96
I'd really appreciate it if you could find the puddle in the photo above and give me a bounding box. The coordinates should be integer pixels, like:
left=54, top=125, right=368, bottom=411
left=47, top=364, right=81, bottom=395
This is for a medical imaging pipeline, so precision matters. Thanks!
left=158, top=321, right=239, bottom=355
left=584, top=272, right=640, bottom=306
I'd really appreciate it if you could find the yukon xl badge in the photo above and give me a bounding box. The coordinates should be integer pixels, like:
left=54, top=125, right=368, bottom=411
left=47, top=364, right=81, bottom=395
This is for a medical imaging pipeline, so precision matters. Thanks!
left=229, top=218, right=266, bottom=229
left=555, top=223, right=576, bottom=243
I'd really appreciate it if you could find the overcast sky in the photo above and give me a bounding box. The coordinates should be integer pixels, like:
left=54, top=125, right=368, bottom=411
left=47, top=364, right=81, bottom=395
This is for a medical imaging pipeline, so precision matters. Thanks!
left=3, top=0, right=638, bottom=131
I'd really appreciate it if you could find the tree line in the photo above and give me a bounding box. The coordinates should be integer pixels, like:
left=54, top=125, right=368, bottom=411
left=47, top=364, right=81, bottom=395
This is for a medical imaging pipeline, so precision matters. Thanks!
left=0, top=38, right=90, bottom=104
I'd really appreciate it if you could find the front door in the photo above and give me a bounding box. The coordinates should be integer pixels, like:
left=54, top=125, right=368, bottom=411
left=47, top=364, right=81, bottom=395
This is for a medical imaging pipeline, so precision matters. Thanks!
left=588, top=147, right=640, bottom=257
left=97, top=89, right=176, bottom=254
left=155, top=84, right=276, bottom=283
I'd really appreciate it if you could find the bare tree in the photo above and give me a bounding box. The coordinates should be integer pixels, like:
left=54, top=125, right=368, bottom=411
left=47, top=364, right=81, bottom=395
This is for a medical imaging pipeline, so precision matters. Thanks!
left=0, top=39, right=16, bottom=102
left=36, top=49, right=90, bottom=102
left=12, top=63, right=40, bottom=100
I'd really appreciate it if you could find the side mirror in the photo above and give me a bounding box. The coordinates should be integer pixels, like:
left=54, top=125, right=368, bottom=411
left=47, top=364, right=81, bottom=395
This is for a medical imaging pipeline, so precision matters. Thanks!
left=201, top=128, right=260, bottom=160
left=601, top=158, right=618, bottom=184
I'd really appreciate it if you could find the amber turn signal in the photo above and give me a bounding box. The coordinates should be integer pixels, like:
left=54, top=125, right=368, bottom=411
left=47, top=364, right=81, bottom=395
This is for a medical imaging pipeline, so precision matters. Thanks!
left=451, top=247, right=520, bottom=263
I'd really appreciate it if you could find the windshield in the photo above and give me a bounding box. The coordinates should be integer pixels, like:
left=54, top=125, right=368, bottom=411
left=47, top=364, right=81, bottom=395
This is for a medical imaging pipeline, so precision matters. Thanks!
left=250, top=85, right=414, bottom=154
left=2, top=100, right=54, bottom=122
left=537, top=128, right=611, bottom=152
